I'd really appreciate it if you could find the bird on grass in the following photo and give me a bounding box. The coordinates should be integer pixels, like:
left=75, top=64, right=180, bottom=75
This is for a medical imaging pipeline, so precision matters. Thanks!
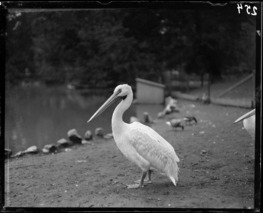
left=234, top=109, right=255, bottom=140
left=183, top=116, right=197, bottom=125
left=166, top=119, right=184, bottom=131
left=88, top=84, right=180, bottom=189
left=130, top=116, right=140, bottom=123
left=143, top=112, right=154, bottom=126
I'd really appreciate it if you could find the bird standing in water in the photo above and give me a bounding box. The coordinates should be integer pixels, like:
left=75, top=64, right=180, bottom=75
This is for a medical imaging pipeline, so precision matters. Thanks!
left=88, top=84, right=180, bottom=189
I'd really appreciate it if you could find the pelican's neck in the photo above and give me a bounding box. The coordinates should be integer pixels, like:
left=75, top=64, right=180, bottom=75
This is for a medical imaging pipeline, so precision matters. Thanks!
left=112, top=91, right=133, bottom=135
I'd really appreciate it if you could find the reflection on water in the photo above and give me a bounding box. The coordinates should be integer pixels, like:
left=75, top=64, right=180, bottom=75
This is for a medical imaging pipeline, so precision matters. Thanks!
left=5, top=85, right=163, bottom=153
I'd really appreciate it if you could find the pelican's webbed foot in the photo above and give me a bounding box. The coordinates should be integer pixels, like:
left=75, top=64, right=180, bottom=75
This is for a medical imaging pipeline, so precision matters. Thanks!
left=127, top=171, right=148, bottom=189
left=127, top=183, right=144, bottom=189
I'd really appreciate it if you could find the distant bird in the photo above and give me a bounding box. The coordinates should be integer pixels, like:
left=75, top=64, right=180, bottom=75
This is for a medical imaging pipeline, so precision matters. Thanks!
left=166, top=119, right=184, bottom=131
left=183, top=116, right=197, bottom=125
left=157, top=104, right=179, bottom=119
left=95, top=127, right=104, bottom=138
left=143, top=112, right=154, bottom=125
left=88, top=84, right=179, bottom=189
left=234, top=109, right=255, bottom=140
left=165, top=104, right=180, bottom=114
left=84, top=130, right=93, bottom=141
left=157, top=111, right=166, bottom=119
left=130, top=116, right=140, bottom=123
left=67, top=84, right=75, bottom=90
left=196, top=93, right=210, bottom=104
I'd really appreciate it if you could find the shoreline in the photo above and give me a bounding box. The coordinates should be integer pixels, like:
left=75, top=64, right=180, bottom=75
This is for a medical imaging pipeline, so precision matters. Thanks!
left=4, top=99, right=255, bottom=208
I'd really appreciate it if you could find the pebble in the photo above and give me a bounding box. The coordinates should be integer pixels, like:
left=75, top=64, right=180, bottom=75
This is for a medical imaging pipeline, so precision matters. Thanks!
left=57, top=138, right=71, bottom=148
left=76, top=160, right=87, bottom=163
left=200, top=150, right=207, bottom=155
left=42, top=144, right=57, bottom=154
left=13, top=151, right=25, bottom=158
left=81, top=140, right=92, bottom=145
left=104, top=133, right=113, bottom=140
left=24, top=146, right=38, bottom=154
left=68, top=129, right=82, bottom=144
left=210, top=176, right=219, bottom=180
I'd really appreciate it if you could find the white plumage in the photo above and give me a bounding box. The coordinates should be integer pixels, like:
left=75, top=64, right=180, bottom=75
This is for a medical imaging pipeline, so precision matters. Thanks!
left=88, top=84, right=179, bottom=188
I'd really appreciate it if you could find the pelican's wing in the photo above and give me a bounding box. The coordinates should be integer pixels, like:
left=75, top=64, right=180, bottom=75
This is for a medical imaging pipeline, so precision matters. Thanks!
left=133, top=122, right=179, bottom=158
left=127, top=122, right=180, bottom=164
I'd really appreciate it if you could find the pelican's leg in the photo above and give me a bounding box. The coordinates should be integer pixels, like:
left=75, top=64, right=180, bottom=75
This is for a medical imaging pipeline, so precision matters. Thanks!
left=147, top=169, right=152, bottom=182
left=127, top=171, right=147, bottom=189
left=134, top=169, right=152, bottom=184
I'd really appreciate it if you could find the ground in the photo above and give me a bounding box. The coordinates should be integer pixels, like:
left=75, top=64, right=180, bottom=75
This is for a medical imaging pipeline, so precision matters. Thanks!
left=4, top=99, right=254, bottom=208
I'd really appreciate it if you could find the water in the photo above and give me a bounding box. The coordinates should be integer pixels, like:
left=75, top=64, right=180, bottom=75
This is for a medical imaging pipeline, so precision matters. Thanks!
left=5, top=85, right=163, bottom=154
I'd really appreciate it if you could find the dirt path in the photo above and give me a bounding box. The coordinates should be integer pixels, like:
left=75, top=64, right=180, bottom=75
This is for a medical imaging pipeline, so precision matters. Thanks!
left=4, top=100, right=254, bottom=208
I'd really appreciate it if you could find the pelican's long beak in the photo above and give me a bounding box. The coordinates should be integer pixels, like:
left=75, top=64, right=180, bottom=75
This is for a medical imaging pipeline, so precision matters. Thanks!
left=234, top=109, right=255, bottom=124
left=87, top=93, right=119, bottom=123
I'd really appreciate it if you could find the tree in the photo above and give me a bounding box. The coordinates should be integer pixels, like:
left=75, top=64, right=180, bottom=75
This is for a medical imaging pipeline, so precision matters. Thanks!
left=6, top=11, right=35, bottom=85
left=5, top=6, right=256, bottom=87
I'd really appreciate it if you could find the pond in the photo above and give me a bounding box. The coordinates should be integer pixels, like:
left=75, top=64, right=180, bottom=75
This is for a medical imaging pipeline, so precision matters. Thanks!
left=5, top=85, right=164, bottom=154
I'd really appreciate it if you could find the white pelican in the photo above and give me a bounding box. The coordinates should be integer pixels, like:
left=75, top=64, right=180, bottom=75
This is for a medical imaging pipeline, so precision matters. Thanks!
left=88, top=84, right=180, bottom=188
left=234, top=109, right=255, bottom=140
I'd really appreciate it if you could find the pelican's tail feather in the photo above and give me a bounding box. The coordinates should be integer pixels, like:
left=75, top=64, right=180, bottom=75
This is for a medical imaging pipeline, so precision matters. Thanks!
left=167, top=161, right=179, bottom=186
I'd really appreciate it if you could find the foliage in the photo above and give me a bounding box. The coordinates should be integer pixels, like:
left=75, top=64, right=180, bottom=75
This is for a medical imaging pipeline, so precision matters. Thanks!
left=5, top=6, right=256, bottom=87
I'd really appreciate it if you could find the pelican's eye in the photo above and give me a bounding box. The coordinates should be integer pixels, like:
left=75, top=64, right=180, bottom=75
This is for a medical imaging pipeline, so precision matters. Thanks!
left=116, top=89, right=122, bottom=96
left=116, top=88, right=126, bottom=99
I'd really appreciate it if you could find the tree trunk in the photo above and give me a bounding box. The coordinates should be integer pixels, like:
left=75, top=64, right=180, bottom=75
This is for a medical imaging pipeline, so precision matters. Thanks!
left=207, top=73, right=211, bottom=102
left=200, top=73, right=204, bottom=87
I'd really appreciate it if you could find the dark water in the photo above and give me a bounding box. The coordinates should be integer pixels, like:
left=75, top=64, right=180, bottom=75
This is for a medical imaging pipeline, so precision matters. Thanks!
left=5, top=85, right=163, bottom=153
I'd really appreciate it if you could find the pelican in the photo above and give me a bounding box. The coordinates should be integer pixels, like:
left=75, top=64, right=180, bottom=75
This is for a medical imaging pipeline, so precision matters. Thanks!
left=88, top=84, right=180, bottom=189
left=234, top=109, right=255, bottom=140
